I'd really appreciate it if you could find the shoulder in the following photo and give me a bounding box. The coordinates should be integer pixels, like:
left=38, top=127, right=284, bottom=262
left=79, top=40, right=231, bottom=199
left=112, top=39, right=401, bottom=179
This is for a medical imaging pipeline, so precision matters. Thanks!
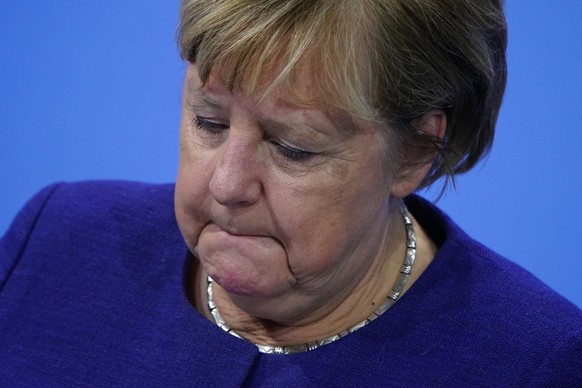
left=11, top=180, right=178, bottom=242
left=40, top=180, right=176, bottom=212
left=402, top=195, right=582, bottom=384
left=406, top=194, right=581, bottom=319
left=20, top=179, right=179, bottom=241
left=24, top=180, right=176, bottom=226
left=0, top=182, right=194, bottom=384
left=0, top=180, right=181, bottom=287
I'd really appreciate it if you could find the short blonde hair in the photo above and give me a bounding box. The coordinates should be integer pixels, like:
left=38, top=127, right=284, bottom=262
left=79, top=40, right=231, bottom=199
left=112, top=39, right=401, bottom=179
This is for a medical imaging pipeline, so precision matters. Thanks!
left=178, top=0, right=507, bottom=189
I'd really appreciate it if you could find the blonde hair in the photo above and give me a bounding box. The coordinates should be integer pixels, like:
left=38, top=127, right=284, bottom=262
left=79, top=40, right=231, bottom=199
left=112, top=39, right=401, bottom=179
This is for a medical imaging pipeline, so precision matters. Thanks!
left=178, top=0, right=507, bottom=189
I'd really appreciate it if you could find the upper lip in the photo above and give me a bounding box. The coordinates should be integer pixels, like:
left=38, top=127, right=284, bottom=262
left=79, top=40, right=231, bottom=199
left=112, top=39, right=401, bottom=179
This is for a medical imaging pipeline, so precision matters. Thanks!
left=209, top=221, right=268, bottom=237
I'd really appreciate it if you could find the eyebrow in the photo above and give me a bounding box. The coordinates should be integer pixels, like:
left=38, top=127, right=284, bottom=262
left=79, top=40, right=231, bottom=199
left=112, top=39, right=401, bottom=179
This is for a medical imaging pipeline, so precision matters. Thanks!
left=200, top=96, right=224, bottom=112
left=187, top=85, right=225, bottom=111
left=267, top=113, right=363, bottom=146
left=261, top=117, right=300, bottom=135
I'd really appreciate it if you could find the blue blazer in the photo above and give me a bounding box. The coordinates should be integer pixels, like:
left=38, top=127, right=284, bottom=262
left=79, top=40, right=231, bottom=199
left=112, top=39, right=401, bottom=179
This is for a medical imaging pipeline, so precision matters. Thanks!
left=1, top=181, right=581, bottom=386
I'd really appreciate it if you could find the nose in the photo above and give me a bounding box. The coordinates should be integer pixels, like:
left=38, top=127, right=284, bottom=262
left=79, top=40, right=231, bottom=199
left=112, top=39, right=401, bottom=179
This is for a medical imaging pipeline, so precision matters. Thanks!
left=209, top=134, right=262, bottom=208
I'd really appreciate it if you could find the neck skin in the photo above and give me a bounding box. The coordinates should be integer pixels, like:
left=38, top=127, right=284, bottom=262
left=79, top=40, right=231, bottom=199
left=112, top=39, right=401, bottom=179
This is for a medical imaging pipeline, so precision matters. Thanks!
left=187, top=207, right=437, bottom=347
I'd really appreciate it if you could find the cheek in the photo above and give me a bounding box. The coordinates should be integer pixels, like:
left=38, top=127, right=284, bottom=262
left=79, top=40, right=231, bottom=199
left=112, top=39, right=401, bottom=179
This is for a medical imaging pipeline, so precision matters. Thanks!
left=175, top=137, right=215, bottom=251
left=272, top=170, right=390, bottom=280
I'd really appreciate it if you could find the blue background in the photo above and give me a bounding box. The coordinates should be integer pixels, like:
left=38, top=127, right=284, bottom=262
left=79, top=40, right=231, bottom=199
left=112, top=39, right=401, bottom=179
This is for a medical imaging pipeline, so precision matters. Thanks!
left=1, top=2, right=580, bottom=308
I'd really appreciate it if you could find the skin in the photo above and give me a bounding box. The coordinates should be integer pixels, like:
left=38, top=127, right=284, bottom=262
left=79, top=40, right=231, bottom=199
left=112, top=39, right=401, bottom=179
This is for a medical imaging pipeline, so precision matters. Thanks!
left=175, top=63, right=443, bottom=345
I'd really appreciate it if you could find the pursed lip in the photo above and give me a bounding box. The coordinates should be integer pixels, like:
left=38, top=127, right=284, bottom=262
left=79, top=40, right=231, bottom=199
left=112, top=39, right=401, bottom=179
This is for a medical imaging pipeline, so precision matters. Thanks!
left=203, top=221, right=285, bottom=248
left=206, top=221, right=269, bottom=238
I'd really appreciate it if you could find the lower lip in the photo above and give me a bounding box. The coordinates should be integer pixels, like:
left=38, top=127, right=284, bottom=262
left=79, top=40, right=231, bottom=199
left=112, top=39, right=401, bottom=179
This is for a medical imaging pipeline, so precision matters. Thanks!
left=196, top=224, right=292, bottom=297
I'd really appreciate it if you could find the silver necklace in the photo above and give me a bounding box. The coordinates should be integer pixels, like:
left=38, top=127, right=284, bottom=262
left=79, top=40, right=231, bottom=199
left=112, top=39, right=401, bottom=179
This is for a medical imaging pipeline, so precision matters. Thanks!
left=207, top=205, right=416, bottom=354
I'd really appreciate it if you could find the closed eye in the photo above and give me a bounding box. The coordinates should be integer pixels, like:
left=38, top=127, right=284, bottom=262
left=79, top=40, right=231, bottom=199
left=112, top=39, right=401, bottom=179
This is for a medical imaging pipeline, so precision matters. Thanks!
left=193, top=115, right=316, bottom=163
left=270, top=141, right=314, bottom=162
left=193, top=116, right=228, bottom=134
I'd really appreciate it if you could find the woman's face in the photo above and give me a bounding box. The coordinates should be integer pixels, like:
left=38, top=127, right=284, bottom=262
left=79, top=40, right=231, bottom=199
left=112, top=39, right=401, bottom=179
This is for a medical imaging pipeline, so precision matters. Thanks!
left=175, top=64, right=400, bottom=323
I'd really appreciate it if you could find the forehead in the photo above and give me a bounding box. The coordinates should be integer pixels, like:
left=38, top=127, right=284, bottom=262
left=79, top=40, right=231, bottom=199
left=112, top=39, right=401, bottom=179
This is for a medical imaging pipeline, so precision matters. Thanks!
left=200, top=56, right=327, bottom=108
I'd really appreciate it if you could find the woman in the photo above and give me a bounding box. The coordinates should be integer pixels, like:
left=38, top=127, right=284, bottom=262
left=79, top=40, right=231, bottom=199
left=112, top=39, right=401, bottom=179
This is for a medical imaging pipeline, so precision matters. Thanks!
left=1, top=0, right=581, bottom=386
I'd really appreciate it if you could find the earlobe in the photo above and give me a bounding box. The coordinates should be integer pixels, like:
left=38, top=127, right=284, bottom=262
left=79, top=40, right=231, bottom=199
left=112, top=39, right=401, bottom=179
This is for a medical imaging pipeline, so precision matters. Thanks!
left=390, top=109, right=447, bottom=198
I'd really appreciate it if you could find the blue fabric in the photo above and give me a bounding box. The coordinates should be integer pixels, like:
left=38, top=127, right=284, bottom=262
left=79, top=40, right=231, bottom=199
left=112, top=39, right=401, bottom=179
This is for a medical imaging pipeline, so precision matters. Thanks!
left=1, top=181, right=581, bottom=386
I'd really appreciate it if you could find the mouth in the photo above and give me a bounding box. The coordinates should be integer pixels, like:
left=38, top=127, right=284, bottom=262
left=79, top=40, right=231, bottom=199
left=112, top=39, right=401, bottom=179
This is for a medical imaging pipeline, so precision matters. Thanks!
left=193, top=220, right=296, bottom=296
left=202, top=222, right=285, bottom=248
left=206, top=222, right=261, bottom=237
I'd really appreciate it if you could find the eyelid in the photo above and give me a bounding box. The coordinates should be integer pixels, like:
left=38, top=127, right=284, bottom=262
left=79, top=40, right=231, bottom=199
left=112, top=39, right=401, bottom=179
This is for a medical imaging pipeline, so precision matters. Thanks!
left=193, top=115, right=229, bottom=133
left=277, top=144, right=313, bottom=161
left=268, top=138, right=316, bottom=162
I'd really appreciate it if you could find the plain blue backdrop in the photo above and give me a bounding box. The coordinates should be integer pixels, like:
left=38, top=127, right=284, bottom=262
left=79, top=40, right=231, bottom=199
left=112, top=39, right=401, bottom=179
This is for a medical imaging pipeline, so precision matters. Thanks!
left=1, top=2, right=580, bottom=308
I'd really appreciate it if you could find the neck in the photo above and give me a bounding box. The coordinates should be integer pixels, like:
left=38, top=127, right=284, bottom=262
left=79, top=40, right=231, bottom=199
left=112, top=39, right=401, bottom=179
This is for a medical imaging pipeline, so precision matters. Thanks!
left=194, top=203, right=436, bottom=349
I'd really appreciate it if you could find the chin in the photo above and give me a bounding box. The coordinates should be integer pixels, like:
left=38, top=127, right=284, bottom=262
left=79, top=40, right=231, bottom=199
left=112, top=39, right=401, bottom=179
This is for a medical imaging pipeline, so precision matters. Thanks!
left=210, top=267, right=294, bottom=300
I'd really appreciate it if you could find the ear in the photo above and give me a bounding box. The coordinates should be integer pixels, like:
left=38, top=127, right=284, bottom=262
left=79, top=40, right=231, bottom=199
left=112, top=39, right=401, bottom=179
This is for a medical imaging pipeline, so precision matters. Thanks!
left=390, top=109, right=447, bottom=198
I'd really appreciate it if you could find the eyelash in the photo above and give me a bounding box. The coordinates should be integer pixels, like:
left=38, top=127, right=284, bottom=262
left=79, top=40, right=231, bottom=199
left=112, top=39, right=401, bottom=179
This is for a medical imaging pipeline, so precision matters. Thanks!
left=192, top=116, right=315, bottom=162
left=270, top=141, right=313, bottom=161
left=193, top=116, right=226, bottom=134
